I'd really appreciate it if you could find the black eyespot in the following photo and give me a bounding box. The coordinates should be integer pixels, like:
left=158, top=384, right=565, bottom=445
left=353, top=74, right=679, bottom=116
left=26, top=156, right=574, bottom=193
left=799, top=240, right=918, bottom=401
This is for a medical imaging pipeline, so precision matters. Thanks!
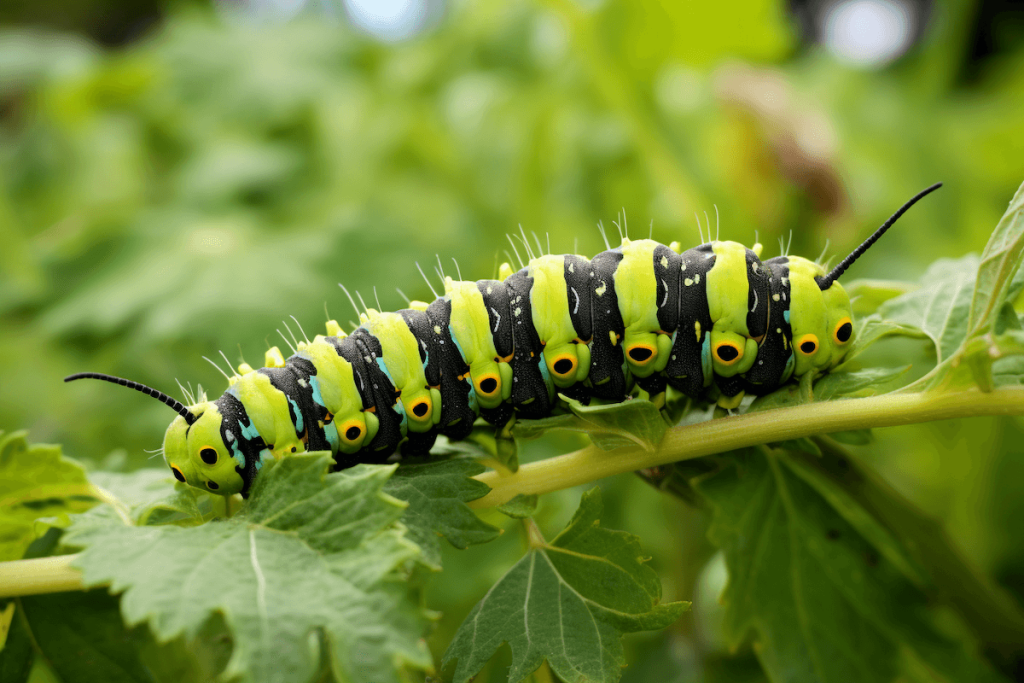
left=207, top=480, right=219, bottom=490
left=553, top=358, right=574, bottom=375
left=479, top=377, right=498, bottom=394
left=628, top=347, right=653, bottom=362
left=801, top=340, right=817, bottom=354
left=200, top=447, right=218, bottom=465
left=412, top=401, right=429, bottom=417
left=716, top=345, right=739, bottom=362
left=290, top=446, right=296, bottom=453
left=836, top=322, right=852, bottom=343
left=346, top=426, right=362, bottom=441
left=171, top=467, right=185, bottom=482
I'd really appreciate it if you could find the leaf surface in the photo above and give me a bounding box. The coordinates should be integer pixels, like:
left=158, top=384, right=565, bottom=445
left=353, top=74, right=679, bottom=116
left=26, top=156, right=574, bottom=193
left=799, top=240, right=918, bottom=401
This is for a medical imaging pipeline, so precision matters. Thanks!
left=65, top=455, right=432, bottom=683
left=442, top=488, right=688, bottom=683
left=383, top=458, right=501, bottom=568
left=694, top=450, right=1007, bottom=683
left=0, top=431, right=96, bottom=562
left=968, top=180, right=1024, bottom=337
left=514, top=395, right=667, bottom=451
left=877, top=256, right=978, bottom=364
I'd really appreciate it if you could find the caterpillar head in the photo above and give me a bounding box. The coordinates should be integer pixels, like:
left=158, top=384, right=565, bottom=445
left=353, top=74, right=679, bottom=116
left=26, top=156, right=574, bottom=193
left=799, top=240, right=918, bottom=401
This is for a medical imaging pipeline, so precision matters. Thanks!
left=162, top=402, right=247, bottom=495
left=786, top=256, right=855, bottom=376
left=64, top=373, right=247, bottom=496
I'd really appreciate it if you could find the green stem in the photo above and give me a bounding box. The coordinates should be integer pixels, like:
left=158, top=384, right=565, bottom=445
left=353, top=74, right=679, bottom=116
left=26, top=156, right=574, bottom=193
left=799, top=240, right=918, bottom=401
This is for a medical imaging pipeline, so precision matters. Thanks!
left=6, top=387, right=1024, bottom=599
left=0, top=556, right=82, bottom=596
left=470, top=387, right=1024, bottom=508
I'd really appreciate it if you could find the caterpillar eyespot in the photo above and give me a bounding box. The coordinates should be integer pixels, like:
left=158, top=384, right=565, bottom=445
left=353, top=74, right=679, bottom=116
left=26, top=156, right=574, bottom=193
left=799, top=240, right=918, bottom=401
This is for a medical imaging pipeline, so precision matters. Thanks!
left=833, top=317, right=853, bottom=345
left=410, top=398, right=432, bottom=419
left=549, top=354, right=577, bottom=377
left=626, top=345, right=656, bottom=365
left=475, top=374, right=501, bottom=396
left=63, top=184, right=943, bottom=497
left=797, top=334, right=819, bottom=356
left=340, top=421, right=364, bottom=444
left=714, top=341, right=742, bottom=364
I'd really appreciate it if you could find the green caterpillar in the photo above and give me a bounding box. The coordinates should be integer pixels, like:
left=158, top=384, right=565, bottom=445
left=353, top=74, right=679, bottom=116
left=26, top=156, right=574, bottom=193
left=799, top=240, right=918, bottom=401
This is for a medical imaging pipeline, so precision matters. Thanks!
left=66, top=184, right=941, bottom=497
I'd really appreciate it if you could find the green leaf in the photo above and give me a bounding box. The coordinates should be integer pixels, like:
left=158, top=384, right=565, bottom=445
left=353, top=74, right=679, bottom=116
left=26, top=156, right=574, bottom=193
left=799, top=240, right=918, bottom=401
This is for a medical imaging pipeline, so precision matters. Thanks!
left=877, top=256, right=978, bottom=364
left=134, top=613, right=233, bottom=683
left=64, top=454, right=433, bottom=683
left=383, top=458, right=501, bottom=569
left=828, top=429, right=874, bottom=445
left=967, top=180, right=1024, bottom=337
left=840, top=314, right=926, bottom=363
left=0, top=601, right=33, bottom=683
left=496, top=494, right=539, bottom=519
left=749, top=366, right=909, bottom=413
left=15, top=591, right=153, bottom=683
left=0, top=431, right=96, bottom=562
left=442, top=488, right=689, bottom=683
left=513, top=395, right=667, bottom=451
left=844, top=279, right=920, bottom=316
left=694, top=450, right=1007, bottom=683
left=460, top=424, right=520, bottom=473
left=88, top=469, right=225, bottom=527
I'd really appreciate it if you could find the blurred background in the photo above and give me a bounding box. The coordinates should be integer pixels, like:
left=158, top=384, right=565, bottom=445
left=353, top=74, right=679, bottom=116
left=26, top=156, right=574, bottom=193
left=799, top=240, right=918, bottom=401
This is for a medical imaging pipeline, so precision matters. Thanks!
left=1, top=0, right=1023, bottom=680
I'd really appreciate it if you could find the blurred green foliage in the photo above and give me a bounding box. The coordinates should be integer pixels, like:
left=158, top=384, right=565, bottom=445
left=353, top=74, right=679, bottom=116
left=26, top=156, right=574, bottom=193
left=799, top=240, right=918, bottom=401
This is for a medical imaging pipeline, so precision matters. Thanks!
left=2, top=0, right=1024, bottom=680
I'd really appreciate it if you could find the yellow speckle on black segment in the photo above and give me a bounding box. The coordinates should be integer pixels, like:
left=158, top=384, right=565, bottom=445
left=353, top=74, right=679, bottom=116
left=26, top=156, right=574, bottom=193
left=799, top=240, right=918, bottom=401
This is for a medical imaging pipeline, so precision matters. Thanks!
left=695, top=321, right=701, bottom=341
left=568, top=261, right=575, bottom=273
left=595, top=282, right=607, bottom=297
left=694, top=273, right=701, bottom=284
left=434, top=325, right=441, bottom=334
left=681, top=262, right=687, bottom=271
left=609, top=331, right=618, bottom=346
left=660, top=256, right=668, bottom=268
left=772, top=293, right=780, bottom=302
left=684, top=278, right=693, bottom=286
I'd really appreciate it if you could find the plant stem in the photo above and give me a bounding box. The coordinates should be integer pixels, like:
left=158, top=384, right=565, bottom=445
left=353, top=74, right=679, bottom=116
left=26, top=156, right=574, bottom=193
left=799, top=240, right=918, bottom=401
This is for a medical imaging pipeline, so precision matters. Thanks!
left=0, top=555, right=82, bottom=596
left=6, top=386, right=1024, bottom=599
left=469, top=387, right=1024, bottom=508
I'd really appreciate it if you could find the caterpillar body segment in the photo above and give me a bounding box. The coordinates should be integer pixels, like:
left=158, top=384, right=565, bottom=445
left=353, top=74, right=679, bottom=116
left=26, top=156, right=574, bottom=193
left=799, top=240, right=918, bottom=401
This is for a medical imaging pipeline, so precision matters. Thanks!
left=64, top=183, right=943, bottom=497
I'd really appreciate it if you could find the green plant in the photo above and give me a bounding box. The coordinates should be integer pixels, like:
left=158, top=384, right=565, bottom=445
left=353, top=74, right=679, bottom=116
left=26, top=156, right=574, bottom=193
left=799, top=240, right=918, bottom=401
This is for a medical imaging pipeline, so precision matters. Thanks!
left=1, top=182, right=1023, bottom=682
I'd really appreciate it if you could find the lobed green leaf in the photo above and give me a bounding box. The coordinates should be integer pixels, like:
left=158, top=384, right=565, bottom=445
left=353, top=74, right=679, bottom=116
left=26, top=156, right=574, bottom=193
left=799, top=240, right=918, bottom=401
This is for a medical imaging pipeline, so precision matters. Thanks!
left=383, top=458, right=501, bottom=569
left=442, top=488, right=688, bottom=683
left=64, top=454, right=433, bottom=683
left=694, top=450, right=1008, bottom=683
left=0, top=431, right=96, bottom=562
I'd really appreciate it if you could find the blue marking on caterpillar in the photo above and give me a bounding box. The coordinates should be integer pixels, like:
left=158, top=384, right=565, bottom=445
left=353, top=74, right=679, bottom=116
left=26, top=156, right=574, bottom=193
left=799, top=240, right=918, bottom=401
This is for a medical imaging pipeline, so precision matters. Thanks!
left=288, top=397, right=303, bottom=433
left=700, top=334, right=713, bottom=385
left=309, top=375, right=326, bottom=408
left=224, top=429, right=245, bottom=467
left=239, top=420, right=261, bottom=442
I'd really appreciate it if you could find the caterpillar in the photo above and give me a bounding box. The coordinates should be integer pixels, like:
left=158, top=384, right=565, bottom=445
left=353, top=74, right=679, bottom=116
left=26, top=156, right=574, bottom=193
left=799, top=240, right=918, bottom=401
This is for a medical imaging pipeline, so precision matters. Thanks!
left=65, top=184, right=941, bottom=498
